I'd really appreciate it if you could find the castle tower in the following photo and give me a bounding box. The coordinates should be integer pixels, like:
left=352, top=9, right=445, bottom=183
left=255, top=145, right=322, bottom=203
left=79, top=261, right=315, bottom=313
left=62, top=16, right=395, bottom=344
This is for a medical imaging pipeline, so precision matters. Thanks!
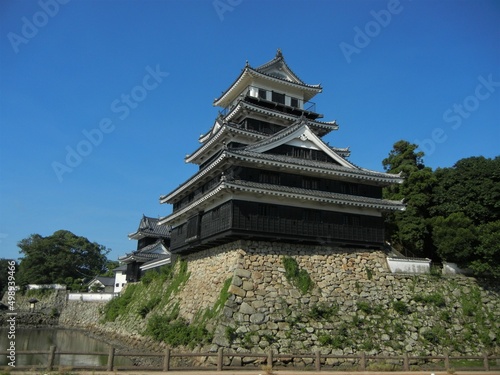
left=159, top=50, right=404, bottom=254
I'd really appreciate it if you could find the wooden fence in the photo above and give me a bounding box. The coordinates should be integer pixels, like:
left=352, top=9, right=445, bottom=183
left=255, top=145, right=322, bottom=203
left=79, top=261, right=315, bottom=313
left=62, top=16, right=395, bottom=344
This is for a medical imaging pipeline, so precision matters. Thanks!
left=4, top=346, right=500, bottom=372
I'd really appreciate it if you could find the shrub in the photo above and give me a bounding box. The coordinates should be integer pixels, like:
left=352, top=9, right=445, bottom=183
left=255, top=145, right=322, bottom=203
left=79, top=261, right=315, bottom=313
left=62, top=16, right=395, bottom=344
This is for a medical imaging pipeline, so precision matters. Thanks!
left=413, top=292, right=446, bottom=307
left=392, top=300, right=410, bottom=315
left=138, top=296, right=161, bottom=318
left=421, top=325, right=447, bottom=345
left=308, top=303, right=338, bottom=320
left=102, top=284, right=137, bottom=322
left=141, top=270, right=157, bottom=285
left=282, top=256, right=313, bottom=294
left=356, top=300, right=373, bottom=314
left=394, top=322, right=405, bottom=335
left=146, top=315, right=211, bottom=348
left=319, top=324, right=351, bottom=349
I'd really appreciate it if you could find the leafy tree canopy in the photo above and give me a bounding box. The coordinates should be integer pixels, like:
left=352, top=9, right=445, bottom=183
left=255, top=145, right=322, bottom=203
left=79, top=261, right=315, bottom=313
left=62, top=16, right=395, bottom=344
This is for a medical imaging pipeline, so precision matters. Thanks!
left=430, top=156, right=500, bottom=225
left=17, top=230, right=111, bottom=287
left=383, top=142, right=499, bottom=278
left=0, top=259, right=17, bottom=296
left=382, top=140, right=436, bottom=257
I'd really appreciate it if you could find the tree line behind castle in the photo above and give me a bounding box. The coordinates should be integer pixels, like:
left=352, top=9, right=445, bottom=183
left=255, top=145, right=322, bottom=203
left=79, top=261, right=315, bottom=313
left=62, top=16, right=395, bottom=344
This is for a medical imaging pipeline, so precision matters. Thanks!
left=0, top=147, right=498, bottom=296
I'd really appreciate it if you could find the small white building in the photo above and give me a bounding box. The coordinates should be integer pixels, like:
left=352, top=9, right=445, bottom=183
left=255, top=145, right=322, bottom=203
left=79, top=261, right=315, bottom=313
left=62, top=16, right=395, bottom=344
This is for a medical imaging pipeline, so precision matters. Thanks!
left=112, top=265, right=127, bottom=293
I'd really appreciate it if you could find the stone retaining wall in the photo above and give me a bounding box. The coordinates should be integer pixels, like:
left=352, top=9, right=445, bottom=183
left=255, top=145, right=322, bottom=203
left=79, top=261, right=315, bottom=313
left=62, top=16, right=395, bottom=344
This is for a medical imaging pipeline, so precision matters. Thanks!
left=173, top=240, right=500, bottom=357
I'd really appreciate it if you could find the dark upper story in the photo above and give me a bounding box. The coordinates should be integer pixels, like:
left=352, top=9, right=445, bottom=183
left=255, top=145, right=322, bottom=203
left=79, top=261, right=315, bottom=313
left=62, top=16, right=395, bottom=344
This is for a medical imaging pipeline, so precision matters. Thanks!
left=170, top=199, right=387, bottom=254
left=172, top=165, right=383, bottom=213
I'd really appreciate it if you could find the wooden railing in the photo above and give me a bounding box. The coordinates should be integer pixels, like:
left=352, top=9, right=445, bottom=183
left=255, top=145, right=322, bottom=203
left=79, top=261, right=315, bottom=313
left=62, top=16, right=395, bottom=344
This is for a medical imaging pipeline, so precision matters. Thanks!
left=4, top=346, right=500, bottom=372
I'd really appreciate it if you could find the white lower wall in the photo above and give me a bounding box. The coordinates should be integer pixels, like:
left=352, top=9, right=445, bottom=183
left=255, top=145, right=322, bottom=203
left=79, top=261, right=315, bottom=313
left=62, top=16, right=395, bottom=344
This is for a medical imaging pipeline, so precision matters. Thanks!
left=68, top=293, right=117, bottom=301
left=387, top=257, right=431, bottom=274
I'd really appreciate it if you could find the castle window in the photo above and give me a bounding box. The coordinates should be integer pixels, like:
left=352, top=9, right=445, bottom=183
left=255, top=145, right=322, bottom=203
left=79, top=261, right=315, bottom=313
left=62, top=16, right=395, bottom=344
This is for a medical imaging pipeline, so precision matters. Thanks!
left=290, top=97, right=299, bottom=108
left=259, top=171, right=280, bottom=184
left=302, top=177, right=319, bottom=190
left=212, top=207, right=221, bottom=219
left=272, top=91, right=285, bottom=104
left=258, top=89, right=267, bottom=100
left=343, top=215, right=360, bottom=226
left=259, top=204, right=279, bottom=218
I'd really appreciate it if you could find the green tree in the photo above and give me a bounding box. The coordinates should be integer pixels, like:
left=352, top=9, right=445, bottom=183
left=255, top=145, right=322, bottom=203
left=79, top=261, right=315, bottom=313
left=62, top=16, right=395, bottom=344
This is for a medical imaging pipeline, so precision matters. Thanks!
left=17, top=230, right=110, bottom=287
left=469, top=221, right=500, bottom=278
left=382, top=140, right=436, bottom=258
left=100, top=260, right=120, bottom=277
left=0, top=259, right=18, bottom=296
left=430, top=156, right=500, bottom=225
left=431, top=212, right=478, bottom=265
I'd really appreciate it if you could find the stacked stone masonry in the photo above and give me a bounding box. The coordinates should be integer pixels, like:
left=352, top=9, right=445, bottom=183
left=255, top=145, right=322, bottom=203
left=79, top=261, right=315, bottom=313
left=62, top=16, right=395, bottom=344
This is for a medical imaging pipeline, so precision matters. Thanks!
left=178, top=240, right=499, bottom=357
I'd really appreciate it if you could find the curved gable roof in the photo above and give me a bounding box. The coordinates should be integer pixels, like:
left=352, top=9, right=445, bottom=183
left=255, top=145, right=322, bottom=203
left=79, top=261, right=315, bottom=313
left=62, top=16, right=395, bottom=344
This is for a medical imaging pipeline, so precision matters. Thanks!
left=214, top=51, right=322, bottom=108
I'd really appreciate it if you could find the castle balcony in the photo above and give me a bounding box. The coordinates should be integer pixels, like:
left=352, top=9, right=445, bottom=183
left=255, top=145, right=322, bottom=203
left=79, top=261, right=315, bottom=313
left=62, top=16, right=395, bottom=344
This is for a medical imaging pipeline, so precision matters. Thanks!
left=221, top=85, right=321, bottom=120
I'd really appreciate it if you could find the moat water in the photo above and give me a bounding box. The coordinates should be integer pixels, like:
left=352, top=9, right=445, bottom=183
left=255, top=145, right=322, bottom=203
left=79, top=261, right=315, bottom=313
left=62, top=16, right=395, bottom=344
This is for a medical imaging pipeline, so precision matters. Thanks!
left=1, top=327, right=132, bottom=367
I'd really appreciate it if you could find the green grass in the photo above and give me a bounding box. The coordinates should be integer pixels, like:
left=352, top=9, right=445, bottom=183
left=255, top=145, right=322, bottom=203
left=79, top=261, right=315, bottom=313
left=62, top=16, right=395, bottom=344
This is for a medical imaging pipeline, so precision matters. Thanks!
left=138, top=296, right=161, bottom=318
left=392, top=300, right=410, bottom=315
left=307, top=302, right=338, bottom=320
left=413, top=292, right=446, bottom=307
left=282, top=256, right=313, bottom=294
left=102, top=283, right=138, bottom=322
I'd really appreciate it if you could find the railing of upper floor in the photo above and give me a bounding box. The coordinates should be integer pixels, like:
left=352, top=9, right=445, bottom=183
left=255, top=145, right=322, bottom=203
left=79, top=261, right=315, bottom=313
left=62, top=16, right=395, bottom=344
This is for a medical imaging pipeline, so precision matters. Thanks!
left=220, top=85, right=317, bottom=117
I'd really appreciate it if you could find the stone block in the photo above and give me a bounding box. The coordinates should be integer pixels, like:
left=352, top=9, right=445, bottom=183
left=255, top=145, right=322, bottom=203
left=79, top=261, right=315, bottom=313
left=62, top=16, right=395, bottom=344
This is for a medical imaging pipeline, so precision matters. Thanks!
left=240, top=302, right=256, bottom=314
left=232, top=275, right=243, bottom=287
left=234, top=268, right=252, bottom=278
left=278, top=322, right=290, bottom=330
left=252, top=300, right=266, bottom=309
left=228, top=284, right=246, bottom=297
left=250, top=313, right=265, bottom=324
left=242, top=280, right=254, bottom=291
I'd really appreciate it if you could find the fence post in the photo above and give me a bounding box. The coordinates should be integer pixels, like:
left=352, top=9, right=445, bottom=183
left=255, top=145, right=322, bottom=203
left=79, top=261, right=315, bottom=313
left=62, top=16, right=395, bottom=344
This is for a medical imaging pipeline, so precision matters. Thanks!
left=163, top=347, right=170, bottom=372
left=267, top=349, right=273, bottom=368
left=444, top=351, right=450, bottom=372
left=359, top=352, right=366, bottom=371
left=483, top=352, right=490, bottom=371
left=314, top=350, right=320, bottom=371
left=47, top=345, right=56, bottom=371
left=403, top=352, right=409, bottom=371
left=107, top=346, right=115, bottom=372
left=217, top=347, right=223, bottom=371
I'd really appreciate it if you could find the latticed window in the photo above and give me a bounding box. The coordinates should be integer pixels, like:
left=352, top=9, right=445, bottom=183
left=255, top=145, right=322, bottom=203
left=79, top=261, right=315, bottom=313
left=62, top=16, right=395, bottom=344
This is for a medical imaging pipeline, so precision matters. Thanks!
left=186, top=214, right=200, bottom=240
left=302, top=177, right=319, bottom=190
left=259, top=171, right=280, bottom=184
left=272, top=91, right=285, bottom=104
left=258, top=204, right=279, bottom=218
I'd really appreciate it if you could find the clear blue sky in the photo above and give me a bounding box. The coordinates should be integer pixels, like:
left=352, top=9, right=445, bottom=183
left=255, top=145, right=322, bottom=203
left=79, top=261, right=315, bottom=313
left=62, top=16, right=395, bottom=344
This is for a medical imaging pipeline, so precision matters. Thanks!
left=1, top=0, right=499, bottom=264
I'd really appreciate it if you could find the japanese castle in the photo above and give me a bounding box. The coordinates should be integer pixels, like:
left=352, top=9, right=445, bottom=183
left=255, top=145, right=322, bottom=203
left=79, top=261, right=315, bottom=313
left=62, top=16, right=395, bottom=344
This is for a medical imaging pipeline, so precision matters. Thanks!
left=159, top=50, right=404, bottom=254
